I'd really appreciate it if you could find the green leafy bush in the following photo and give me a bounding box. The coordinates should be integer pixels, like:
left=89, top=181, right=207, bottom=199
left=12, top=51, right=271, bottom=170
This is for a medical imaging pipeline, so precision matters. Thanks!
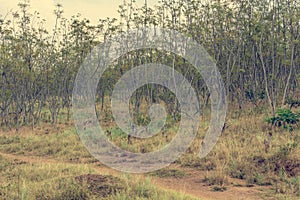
left=266, top=109, right=300, bottom=130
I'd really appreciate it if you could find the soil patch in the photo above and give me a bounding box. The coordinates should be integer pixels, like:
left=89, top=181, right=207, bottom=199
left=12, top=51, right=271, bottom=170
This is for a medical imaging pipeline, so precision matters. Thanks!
left=75, top=174, right=125, bottom=197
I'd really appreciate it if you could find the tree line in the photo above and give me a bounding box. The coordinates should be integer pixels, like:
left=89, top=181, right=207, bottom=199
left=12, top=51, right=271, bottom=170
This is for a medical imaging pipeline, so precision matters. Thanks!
left=0, top=0, right=299, bottom=129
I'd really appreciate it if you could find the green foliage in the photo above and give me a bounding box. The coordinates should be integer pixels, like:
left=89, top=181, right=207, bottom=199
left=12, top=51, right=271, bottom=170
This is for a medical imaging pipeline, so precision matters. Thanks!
left=266, top=109, right=300, bottom=130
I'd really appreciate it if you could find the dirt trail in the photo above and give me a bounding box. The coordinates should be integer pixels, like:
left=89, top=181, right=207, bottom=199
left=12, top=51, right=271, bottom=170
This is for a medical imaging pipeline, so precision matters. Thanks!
left=0, top=152, right=271, bottom=200
left=153, top=167, right=271, bottom=200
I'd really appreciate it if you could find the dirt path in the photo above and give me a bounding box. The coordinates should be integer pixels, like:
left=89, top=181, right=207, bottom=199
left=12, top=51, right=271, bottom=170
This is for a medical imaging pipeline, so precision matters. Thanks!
left=0, top=152, right=272, bottom=200
left=153, top=167, right=271, bottom=200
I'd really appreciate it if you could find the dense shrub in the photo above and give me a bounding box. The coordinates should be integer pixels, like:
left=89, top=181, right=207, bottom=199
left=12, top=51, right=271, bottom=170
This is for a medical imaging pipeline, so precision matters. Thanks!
left=266, top=109, right=300, bottom=131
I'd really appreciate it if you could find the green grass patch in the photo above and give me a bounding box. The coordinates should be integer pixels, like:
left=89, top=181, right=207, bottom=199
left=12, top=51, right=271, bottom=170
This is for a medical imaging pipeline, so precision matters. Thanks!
left=149, top=168, right=186, bottom=178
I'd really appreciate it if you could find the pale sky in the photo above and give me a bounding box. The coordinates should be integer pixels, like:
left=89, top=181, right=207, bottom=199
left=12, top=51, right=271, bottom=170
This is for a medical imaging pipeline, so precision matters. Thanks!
left=0, top=0, right=158, bottom=31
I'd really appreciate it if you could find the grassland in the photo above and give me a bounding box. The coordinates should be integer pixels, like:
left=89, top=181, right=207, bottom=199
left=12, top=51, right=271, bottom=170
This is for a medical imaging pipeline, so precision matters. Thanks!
left=0, top=105, right=299, bottom=199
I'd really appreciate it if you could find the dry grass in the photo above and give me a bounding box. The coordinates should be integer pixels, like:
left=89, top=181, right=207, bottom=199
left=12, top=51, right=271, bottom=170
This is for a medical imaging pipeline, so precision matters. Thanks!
left=0, top=103, right=299, bottom=199
left=0, top=154, right=199, bottom=200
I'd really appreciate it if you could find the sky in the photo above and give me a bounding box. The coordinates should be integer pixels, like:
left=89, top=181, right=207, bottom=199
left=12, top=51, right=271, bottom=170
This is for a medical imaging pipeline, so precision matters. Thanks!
left=0, top=0, right=158, bottom=31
